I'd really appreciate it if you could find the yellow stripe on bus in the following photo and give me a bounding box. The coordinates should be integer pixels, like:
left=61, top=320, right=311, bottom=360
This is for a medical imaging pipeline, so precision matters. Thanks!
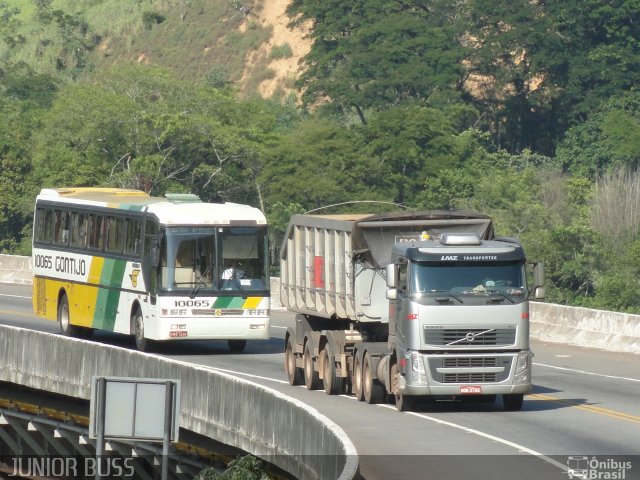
left=88, top=256, right=104, bottom=285
left=243, top=297, right=263, bottom=309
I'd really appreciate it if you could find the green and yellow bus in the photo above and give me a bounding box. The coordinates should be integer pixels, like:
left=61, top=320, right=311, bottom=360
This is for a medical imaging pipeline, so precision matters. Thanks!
left=32, top=188, right=270, bottom=352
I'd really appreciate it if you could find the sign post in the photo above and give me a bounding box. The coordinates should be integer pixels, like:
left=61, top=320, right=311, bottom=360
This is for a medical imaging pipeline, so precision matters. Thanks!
left=90, top=377, right=181, bottom=480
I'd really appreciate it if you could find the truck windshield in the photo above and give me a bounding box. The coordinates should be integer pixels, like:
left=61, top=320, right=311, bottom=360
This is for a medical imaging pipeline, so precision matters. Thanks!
left=159, top=226, right=268, bottom=292
left=410, top=261, right=526, bottom=298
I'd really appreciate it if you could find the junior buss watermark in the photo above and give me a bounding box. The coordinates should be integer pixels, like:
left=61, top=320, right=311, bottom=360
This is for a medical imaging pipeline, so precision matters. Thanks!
left=567, top=456, right=633, bottom=479
left=7, top=456, right=135, bottom=478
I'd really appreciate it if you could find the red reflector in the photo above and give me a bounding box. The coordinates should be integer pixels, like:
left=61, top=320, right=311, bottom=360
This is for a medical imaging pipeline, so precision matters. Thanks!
left=399, top=358, right=407, bottom=368
left=521, top=312, right=529, bottom=319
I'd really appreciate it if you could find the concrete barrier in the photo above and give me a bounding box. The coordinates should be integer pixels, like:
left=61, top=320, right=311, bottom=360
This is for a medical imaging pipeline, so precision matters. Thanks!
left=0, top=254, right=31, bottom=285
left=530, top=302, right=640, bottom=355
left=0, top=324, right=358, bottom=480
left=4, top=254, right=640, bottom=354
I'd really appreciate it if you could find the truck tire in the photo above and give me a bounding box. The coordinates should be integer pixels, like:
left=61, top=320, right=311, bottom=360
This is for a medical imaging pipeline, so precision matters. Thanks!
left=285, top=337, right=303, bottom=386
left=502, top=393, right=524, bottom=411
left=322, top=345, right=344, bottom=395
left=353, top=352, right=364, bottom=401
left=303, top=341, right=321, bottom=390
left=363, top=352, right=385, bottom=404
left=391, top=363, right=415, bottom=412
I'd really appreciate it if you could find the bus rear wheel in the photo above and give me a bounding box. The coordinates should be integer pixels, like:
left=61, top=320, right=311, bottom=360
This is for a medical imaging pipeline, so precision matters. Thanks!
left=58, top=294, right=79, bottom=337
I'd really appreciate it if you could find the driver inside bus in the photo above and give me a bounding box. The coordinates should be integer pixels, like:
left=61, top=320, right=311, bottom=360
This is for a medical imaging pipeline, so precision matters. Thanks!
left=223, top=261, right=245, bottom=279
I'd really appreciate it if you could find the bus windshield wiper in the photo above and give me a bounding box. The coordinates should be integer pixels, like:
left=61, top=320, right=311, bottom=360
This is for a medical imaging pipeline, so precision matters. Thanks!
left=228, top=275, right=249, bottom=298
left=190, top=265, right=211, bottom=298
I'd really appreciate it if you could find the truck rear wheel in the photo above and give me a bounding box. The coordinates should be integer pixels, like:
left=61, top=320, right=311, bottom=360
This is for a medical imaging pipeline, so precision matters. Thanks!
left=502, top=393, right=524, bottom=411
left=303, top=341, right=321, bottom=390
left=363, top=352, right=385, bottom=404
left=322, top=345, right=344, bottom=395
left=353, top=352, right=364, bottom=401
left=285, top=337, right=303, bottom=385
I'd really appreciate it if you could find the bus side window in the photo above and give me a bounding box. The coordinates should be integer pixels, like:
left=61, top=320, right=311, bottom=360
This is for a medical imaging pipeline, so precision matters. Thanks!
left=105, top=216, right=125, bottom=254
left=35, top=208, right=53, bottom=244
left=53, top=210, right=70, bottom=245
left=88, top=214, right=105, bottom=250
left=70, top=212, right=87, bottom=248
left=125, top=218, right=143, bottom=256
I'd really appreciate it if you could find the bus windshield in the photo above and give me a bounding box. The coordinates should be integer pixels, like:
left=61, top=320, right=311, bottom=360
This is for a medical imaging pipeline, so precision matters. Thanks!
left=160, top=226, right=268, bottom=292
left=410, top=260, right=526, bottom=299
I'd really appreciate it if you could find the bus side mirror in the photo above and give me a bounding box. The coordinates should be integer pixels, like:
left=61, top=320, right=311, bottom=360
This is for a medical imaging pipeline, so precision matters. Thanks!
left=150, top=244, right=160, bottom=267
left=386, top=263, right=398, bottom=288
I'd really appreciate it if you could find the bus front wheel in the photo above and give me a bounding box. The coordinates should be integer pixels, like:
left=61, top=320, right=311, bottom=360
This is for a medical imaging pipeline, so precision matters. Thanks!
left=132, top=309, right=149, bottom=352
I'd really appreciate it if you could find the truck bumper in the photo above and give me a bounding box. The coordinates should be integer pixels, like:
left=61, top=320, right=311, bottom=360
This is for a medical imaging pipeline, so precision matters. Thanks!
left=398, top=350, right=533, bottom=397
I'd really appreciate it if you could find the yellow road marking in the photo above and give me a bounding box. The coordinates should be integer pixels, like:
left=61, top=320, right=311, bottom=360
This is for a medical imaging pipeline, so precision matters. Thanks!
left=530, top=393, right=640, bottom=425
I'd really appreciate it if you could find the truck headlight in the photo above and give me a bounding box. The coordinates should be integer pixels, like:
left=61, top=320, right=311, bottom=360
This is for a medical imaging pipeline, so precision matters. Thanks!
left=514, top=351, right=532, bottom=383
left=410, top=353, right=427, bottom=385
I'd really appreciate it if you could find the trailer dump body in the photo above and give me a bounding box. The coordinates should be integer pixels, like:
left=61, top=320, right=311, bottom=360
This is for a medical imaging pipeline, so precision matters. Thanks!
left=281, top=210, right=541, bottom=411
left=280, top=211, right=493, bottom=321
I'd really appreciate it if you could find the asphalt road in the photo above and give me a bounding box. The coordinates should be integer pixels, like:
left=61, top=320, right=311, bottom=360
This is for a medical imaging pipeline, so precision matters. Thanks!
left=1, top=284, right=639, bottom=480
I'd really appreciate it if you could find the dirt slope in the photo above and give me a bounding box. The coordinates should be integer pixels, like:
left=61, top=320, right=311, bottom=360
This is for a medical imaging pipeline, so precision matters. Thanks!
left=239, top=0, right=311, bottom=99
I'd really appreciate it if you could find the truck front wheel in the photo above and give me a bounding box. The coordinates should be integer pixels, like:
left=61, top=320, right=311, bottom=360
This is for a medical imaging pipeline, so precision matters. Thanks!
left=502, top=393, right=524, bottom=411
left=391, top=363, right=415, bottom=412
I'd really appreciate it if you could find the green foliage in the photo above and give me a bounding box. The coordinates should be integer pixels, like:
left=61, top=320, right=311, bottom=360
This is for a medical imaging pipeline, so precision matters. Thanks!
left=142, top=11, right=166, bottom=30
left=557, top=92, right=640, bottom=178
left=194, top=455, right=271, bottom=480
left=269, top=43, right=293, bottom=59
left=287, top=0, right=465, bottom=122
left=1, top=0, right=640, bottom=314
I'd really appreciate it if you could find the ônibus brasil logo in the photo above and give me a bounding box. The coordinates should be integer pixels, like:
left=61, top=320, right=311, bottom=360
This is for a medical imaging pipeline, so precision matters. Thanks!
left=567, top=456, right=633, bottom=479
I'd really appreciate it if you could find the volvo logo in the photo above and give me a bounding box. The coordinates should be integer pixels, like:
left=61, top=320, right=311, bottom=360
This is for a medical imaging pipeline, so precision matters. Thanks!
left=465, top=332, right=476, bottom=342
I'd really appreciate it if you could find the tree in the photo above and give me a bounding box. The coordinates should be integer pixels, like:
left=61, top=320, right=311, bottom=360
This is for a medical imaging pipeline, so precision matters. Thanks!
left=287, top=0, right=465, bottom=123
left=556, top=92, right=640, bottom=178
left=463, top=0, right=564, bottom=154
left=30, top=66, right=282, bottom=210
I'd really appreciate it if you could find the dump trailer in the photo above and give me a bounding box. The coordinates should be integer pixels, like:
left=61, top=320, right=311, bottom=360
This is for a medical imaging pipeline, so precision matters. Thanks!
left=280, top=211, right=545, bottom=411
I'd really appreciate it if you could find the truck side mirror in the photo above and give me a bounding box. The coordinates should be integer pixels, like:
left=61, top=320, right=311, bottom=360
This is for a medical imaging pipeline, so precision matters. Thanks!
left=533, top=262, right=544, bottom=288
left=386, top=288, right=398, bottom=301
left=531, top=262, right=545, bottom=299
left=386, top=263, right=398, bottom=288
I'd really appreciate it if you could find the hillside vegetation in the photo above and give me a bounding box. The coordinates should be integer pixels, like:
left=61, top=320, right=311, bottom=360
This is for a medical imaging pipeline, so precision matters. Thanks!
left=1, top=0, right=640, bottom=313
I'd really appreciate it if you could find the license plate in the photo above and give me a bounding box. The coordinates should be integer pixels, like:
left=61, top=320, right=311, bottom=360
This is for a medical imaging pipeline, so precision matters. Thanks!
left=460, top=385, right=482, bottom=394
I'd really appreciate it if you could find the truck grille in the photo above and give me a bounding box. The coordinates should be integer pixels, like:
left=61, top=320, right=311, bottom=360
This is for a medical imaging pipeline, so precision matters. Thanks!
left=443, top=357, right=497, bottom=368
left=428, top=355, right=513, bottom=384
left=443, top=373, right=497, bottom=383
left=424, top=327, right=516, bottom=346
